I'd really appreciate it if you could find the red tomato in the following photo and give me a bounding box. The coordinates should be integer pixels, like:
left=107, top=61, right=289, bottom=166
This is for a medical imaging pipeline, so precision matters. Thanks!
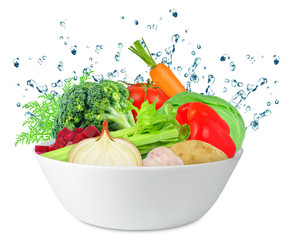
left=127, top=83, right=169, bottom=120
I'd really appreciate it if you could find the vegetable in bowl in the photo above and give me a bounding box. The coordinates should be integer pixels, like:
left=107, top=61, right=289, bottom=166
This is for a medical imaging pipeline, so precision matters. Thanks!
left=52, top=79, right=136, bottom=138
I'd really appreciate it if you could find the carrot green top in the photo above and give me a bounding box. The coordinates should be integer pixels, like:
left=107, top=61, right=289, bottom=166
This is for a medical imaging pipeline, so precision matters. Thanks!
left=128, top=38, right=157, bottom=69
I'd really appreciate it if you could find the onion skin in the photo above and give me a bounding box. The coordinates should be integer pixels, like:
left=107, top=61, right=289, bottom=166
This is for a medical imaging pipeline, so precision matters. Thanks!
left=68, top=120, right=142, bottom=167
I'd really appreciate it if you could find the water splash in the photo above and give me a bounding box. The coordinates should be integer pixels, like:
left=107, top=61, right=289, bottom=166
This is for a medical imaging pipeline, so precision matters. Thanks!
left=14, top=12, right=280, bottom=133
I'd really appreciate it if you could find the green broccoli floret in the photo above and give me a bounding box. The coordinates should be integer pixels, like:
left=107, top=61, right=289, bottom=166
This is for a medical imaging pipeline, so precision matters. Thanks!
left=52, top=80, right=135, bottom=138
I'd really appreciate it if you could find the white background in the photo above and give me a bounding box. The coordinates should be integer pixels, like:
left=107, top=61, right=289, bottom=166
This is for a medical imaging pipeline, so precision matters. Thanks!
left=1, top=0, right=291, bottom=239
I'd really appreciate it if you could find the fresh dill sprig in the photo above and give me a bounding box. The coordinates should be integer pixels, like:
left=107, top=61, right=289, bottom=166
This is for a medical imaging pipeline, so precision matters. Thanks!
left=15, top=71, right=93, bottom=146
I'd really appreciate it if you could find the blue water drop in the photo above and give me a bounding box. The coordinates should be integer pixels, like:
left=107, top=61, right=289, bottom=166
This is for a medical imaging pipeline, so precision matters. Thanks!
left=57, top=61, right=63, bottom=71
left=51, top=82, right=57, bottom=88
left=27, top=79, right=37, bottom=88
left=231, top=79, right=238, bottom=87
left=230, top=61, right=236, bottom=71
left=267, top=101, right=271, bottom=106
left=107, top=72, right=113, bottom=80
left=118, top=43, right=123, bottom=49
left=134, top=74, right=144, bottom=83
left=16, top=102, right=21, bottom=107
left=223, top=87, right=227, bottom=93
left=113, top=70, right=119, bottom=78
left=275, top=99, right=279, bottom=104
left=95, top=45, right=103, bottom=54
left=25, top=111, right=34, bottom=118
left=60, top=21, right=66, bottom=29
left=169, top=9, right=178, bottom=18
left=50, top=90, right=59, bottom=98
left=115, top=52, right=121, bottom=62
left=273, top=55, right=280, bottom=65
left=13, top=58, right=20, bottom=68
left=224, top=78, right=230, bottom=83
left=120, top=68, right=126, bottom=73
left=258, top=77, right=267, bottom=86
left=186, top=81, right=191, bottom=92
left=120, top=16, right=124, bottom=20
left=134, top=20, right=139, bottom=25
left=191, top=51, right=196, bottom=55
left=208, top=75, right=215, bottom=84
left=56, top=79, right=63, bottom=87
left=197, top=44, right=201, bottom=49
left=177, top=66, right=182, bottom=73
left=70, top=45, right=77, bottom=55
left=36, top=85, right=48, bottom=93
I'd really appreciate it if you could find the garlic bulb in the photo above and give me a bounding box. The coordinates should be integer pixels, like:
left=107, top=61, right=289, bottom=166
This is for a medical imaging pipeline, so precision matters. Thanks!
left=68, top=120, right=142, bottom=167
left=142, top=147, right=184, bottom=167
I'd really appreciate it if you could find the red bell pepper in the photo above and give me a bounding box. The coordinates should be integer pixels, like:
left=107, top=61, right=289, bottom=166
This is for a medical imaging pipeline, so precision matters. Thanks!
left=175, top=102, right=236, bottom=158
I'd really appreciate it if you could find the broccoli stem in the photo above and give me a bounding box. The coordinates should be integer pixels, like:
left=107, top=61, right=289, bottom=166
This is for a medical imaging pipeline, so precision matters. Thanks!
left=105, top=106, right=135, bottom=129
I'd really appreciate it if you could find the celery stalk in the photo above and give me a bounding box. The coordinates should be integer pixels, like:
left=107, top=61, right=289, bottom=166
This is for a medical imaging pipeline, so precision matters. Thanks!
left=40, top=144, right=76, bottom=162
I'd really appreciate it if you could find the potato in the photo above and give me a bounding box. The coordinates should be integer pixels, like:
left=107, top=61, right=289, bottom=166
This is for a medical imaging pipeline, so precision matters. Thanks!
left=169, top=140, right=228, bottom=165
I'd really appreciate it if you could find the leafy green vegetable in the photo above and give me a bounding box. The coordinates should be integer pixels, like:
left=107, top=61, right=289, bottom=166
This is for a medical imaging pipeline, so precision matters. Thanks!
left=158, top=92, right=245, bottom=150
left=41, top=100, right=190, bottom=161
left=15, top=72, right=92, bottom=146
left=52, top=79, right=136, bottom=138
left=110, top=100, right=190, bottom=156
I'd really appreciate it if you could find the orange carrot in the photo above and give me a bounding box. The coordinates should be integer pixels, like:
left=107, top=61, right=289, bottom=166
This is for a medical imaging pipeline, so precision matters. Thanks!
left=129, top=38, right=187, bottom=98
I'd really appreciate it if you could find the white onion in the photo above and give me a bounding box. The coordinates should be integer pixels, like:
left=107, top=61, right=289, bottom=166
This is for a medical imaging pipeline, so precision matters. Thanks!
left=68, top=120, right=142, bottom=167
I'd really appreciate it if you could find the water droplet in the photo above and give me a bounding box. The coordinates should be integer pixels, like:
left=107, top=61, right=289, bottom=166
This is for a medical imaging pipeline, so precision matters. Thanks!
left=245, top=106, right=251, bottom=112
left=27, top=79, right=37, bottom=88
left=57, top=61, right=63, bottom=71
left=208, top=75, right=215, bottom=84
left=25, top=111, right=34, bottom=118
left=274, top=80, right=278, bottom=84
left=56, top=79, right=63, bottom=87
left=115, top=52, right=121, bottom=62
left=120, top=16, right=124, bottom=20
left=258, top=77, right=267, bottom=86
left=16, top=83, right=20, bottom=87
left=238, top=82, right=244, bottom=87
left=37, top=58, right=43, bottom=65
left=231, top=79, right=238, bottom=87
left=186, top=81, right=191, bottom=92
left=245, top=54, right=250, bottom=59
left=107, top=72, right=113, bottom=80
left=134, top=20, right=139, bottom=25
left=230, top=61, right=236, bottom=71
left=120, top=68, right=126, bottom=73
left=118, top=43, right=123, bottom=49
left=50, top=90, right=59, bottom=98
left=156, top=51, right=162, bottom=57
left=177, top=66, right=182, bottom=73
left=273, top=55, right=280, bottom=65
left=191, top=51, right=196, bottom=55
left=12, top=58, right=20, bottom=68
left=60, top=21, right=66, bottom=29
left=42, top=56, right=47, bottom=60
left=95, top=45, right=103, bottom=54
left=224, top=78, right=230, bottom=83
left=134, top=74, right=144, bottom=83
left=223, top=87, right=227, bottom=93
left=147, top=25, right=151, bottom=29
left=113, top=70, right=119, bottom=78
left=16, top=102, right=21, bottom=107
left=169, top=8, right=178, bottom=18
left=92, top=74, right=104, bottom=82
left=64, top=41, right=67, bottom=45
left=275, top=99, right=279, bottom=104
left=70, top=45, right=77, bottom=55
left=59, top=36, right=63, bottom=40
left=36, top=85, right=48, bottom=93
left=51, top=82, right=57, bottom=88
left=197, top=44, right=201, bottom=49
left=267, top=101, right=271, bottom=106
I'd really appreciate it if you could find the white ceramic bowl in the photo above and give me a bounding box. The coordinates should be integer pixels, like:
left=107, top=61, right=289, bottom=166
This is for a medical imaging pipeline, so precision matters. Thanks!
left=34, top=140, right=243, bottom=230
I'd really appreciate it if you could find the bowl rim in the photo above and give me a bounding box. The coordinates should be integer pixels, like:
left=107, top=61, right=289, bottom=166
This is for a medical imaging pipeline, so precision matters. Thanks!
left=33, top=140, right=243, bottom=170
